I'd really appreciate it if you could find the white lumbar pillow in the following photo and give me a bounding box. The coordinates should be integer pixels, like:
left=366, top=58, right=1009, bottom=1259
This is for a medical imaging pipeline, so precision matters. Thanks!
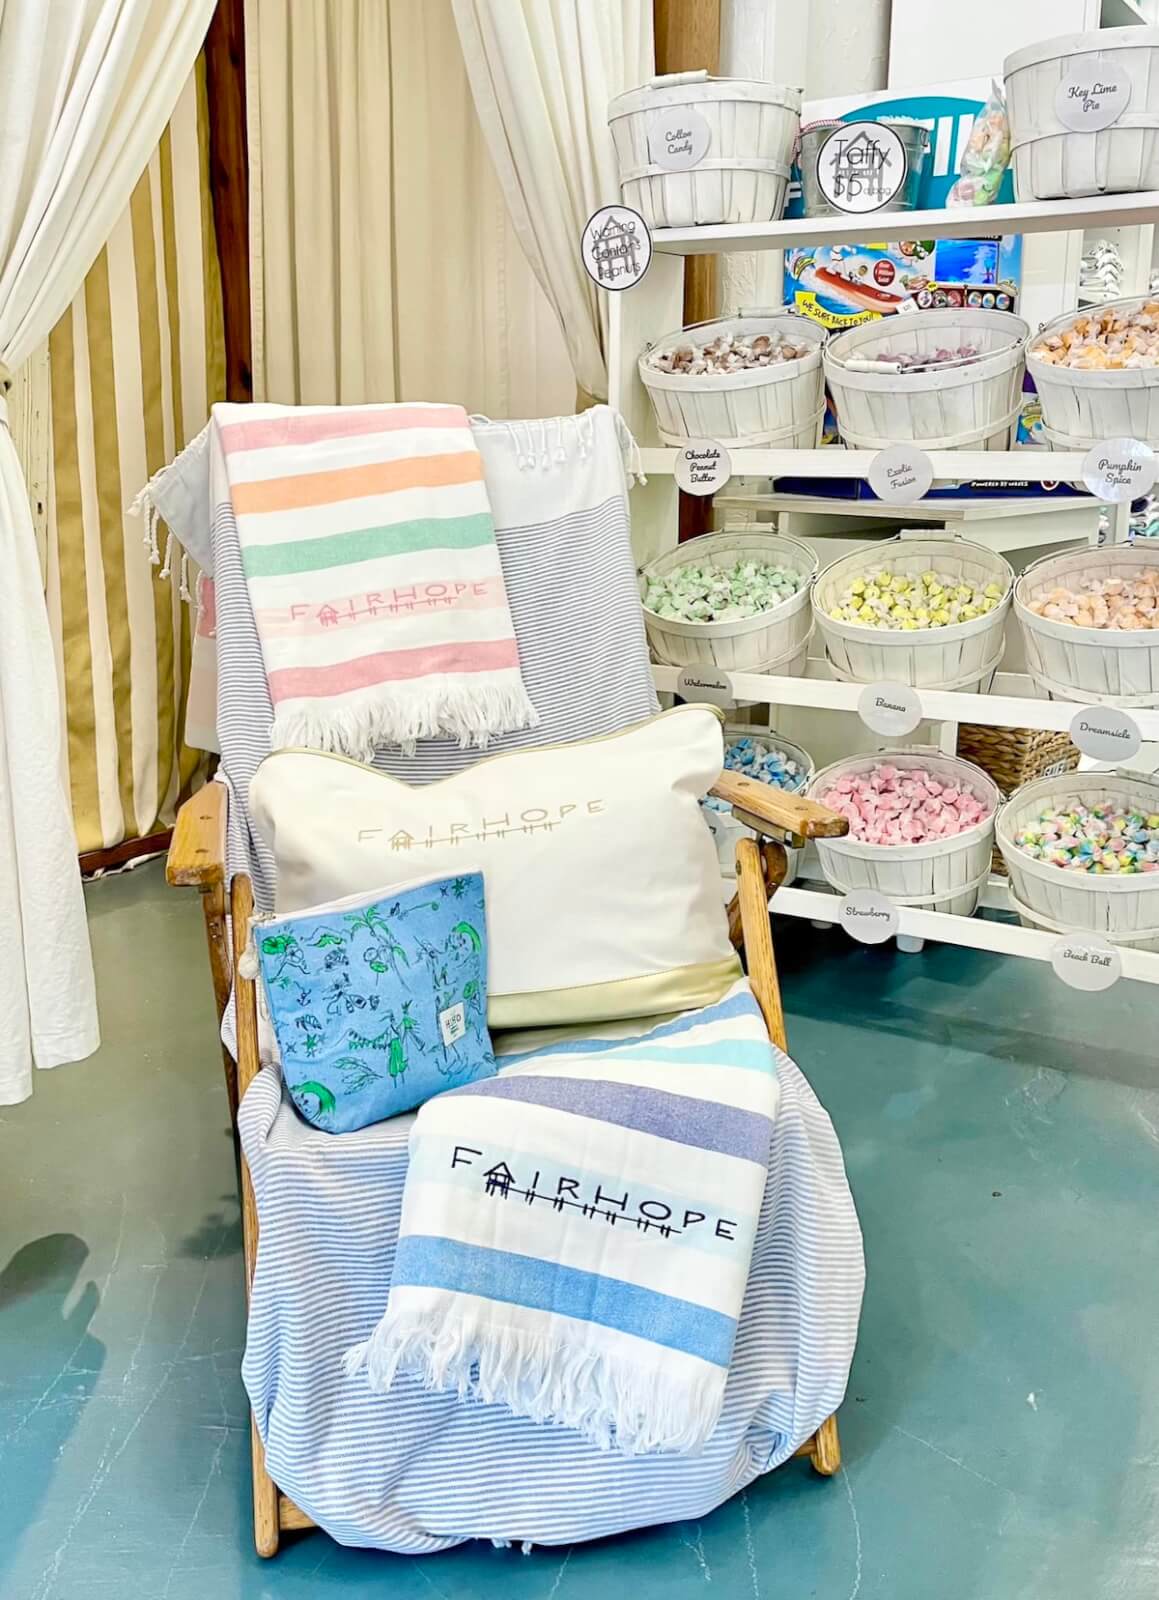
left=249, top=705, right=740, bottom=1028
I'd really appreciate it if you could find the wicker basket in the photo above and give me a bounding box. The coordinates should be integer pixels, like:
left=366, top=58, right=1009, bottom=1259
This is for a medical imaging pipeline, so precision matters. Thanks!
left=1025, top=296, right=1159, bottom=448
left=957, top=724, right=1081, bottom=876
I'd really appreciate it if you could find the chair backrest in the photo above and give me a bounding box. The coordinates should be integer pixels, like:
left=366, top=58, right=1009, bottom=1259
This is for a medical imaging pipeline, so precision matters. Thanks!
left=206, top=406, right=658, bottom=911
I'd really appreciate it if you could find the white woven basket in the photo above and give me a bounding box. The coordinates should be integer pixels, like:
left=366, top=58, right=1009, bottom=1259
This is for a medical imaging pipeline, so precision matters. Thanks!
left=641, top=528, right=817, bottom=671
left=640, top=312, right=826, bottom=446
left=823, top=308, right=1028, bottom=451
left=1026, top=296, right=1159, bottom=446
left=813, top=535, right=1014, bottom=691
left=807, top=750, right=1000, bottom=918
left=706, top=725, right=814, bottom=884
left=1014, top=543, right=1159, bottom=704
left=996, top=771, right=1159, bottom=943
left=608, top=72, right=801, bottom=228
left=1005, top=28, right=1159, bottom=200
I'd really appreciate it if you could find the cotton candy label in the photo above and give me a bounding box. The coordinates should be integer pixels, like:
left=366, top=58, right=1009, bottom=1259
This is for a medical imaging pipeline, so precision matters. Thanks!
left=1069, top=705, right=1142, bottom=763
left=1081, top=439, right=1156, bottom=503
left=675, top=441, right=732, bottom=496
left=839, top=890, right=899, bottom=945
left=1050, top=933, right=1121, bottom=992
left=648, top=109, right=711, bottom=170
left=1055, top=72, right=1130, bottom=133
left=868, top=445, right=933, bottom=505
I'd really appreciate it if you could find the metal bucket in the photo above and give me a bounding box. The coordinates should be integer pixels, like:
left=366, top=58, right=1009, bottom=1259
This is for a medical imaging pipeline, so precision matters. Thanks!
left=798, top=118, right=930, bottom=218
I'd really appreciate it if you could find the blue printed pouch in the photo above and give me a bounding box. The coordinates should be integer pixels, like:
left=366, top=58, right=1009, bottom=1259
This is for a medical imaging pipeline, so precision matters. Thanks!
left=251, top=873, right=495, bottom=1132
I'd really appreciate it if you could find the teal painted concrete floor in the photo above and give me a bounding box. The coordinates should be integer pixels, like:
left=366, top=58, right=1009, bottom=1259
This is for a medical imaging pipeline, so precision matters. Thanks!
left=2, top=863, right=1158, bottom=1599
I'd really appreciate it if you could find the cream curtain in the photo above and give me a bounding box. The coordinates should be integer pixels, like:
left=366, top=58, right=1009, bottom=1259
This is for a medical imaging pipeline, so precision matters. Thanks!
left=452, top=0, right=653, bottom=402
left=246, top=0, right=575, bottom=417
left=0, top=0, right=215, bottom=1106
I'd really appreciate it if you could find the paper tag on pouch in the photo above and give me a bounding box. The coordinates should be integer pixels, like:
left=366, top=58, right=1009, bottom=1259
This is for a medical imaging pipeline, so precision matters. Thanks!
left=1081, top=439, right=1157, bottom=503
left=675, top=440, right=732, bottom=495
left=439, top=1002, right=467, bottom=1047
left=648, top=109, right=711, bottom=170
left=868, top=444, right=934, bottom=504
left=1050, top=933, right=1121, bottom=992
left=1055, top=72, right=1131, bottom=133
left=1069, top=704, right=1142, bottom=763
left=676, top=666, right=734, bottom=708
left=839, top=889, right=900, bottom=945
left=580, top=204, right=652, bottom=291
left=857, top=681, right=923, bottom=737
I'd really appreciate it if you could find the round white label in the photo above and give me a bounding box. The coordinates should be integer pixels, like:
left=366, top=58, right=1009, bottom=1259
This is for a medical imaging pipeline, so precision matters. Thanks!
left=839, top=889, right=900, bottom=945
left=676, top=666, right=734, bottom=709
left=1069, top=704, right=1143, bottom=763
left=1050, top=932, right=1122, bottom=992
left=580, top=204, right=652, bottom=292
left=816, top=121, right=909, bottom=215
left=648, top=108, right=711, bottom=171
left=1081, top=438, right=1157, bottom=503
left=857, top=681, right=923, bottom=737
left=868, top=444, right=934, bottom=504
left=674, top=440, right=732, bottom=496
left=1055, top=71, right=1131, bottom=133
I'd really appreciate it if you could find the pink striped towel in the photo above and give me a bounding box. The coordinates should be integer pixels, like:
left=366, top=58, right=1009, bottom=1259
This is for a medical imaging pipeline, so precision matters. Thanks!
left=213, top=401, right=538, bottom=758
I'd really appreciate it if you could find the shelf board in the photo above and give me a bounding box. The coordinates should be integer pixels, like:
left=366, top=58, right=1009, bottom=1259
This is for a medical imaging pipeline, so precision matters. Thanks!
left=713, top=491, right=1099, bottom=523
left=650, top=192, right=1159, bottom=256
left=770, top=884, right=1159, bottom=985
left=640, top=446, right=1091, bottom=486
left=651, top=662, right=1159, bottom=741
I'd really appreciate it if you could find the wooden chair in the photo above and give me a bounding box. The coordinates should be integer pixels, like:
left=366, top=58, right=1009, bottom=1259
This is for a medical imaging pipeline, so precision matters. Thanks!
left=168, top=767, right=849, bottom=1556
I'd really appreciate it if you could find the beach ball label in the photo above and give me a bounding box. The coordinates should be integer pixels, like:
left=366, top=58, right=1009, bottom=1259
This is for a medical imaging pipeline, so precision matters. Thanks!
left=1081, top=439, right=1157, bottom=504
left=857, top=681, right=923, bottom=738
left=1050, top=933, right=1122, bottom=992
left=676, top=666, right=734, bottom=709
left=1055, top=72, right=1131, bottom=133
left=868, top=444, right=934, bottom=504
left=839, top=889, right=900, bottom=945
left=675, top=440, right=732, bottom=495
left=580, top=205, right=652, bottom=291
left=1069, top=704, right=1142, bottom=763
left=648, top=109, right=711, bottom=171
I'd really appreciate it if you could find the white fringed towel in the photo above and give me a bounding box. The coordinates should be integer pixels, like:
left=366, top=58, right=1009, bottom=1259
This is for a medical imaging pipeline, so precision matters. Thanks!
left=214, top=400, right=538, bottom=758
left=345, top=981, right=779, bottom=1454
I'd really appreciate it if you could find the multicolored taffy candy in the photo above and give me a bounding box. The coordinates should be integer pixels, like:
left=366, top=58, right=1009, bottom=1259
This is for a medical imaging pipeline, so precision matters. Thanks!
left=829, top=567, right=1005, bottom=630
left=645, top=559, right=806, bottom=623
left=818, top=763, right=992, bottom=846
left=1013, top=801, right=1159, bottom=874
left=1025, top=573, right=1159, bottom=631
left=703, top=735, right=809, bottom=815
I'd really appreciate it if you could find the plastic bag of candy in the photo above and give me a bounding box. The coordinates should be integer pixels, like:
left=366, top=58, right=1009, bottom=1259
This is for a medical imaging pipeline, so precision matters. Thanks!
left=947, top=81, right=1011, bottom=208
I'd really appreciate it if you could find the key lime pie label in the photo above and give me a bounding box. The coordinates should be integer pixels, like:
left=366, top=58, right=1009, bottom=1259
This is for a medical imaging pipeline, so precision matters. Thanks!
left=676, top=666, right=734, bottom=708
left=675, top=440, right=732, bottom=495
left=648, top=109, right=711, bottom=170
left=1069, top=705, right=1142, bottom=763
left=857, top=681, right=923, bottom=737
left=868, top=444, right=934, bottom=504
left=1050, top=933, right=1122, bottom=992
left=1081, top=439, right=1157, bottom=503
left=1055, top=72, right=1131, bottom=133
left=580, top=204, right=652, bottom=291
left=839, top=889, right=900, bottom=945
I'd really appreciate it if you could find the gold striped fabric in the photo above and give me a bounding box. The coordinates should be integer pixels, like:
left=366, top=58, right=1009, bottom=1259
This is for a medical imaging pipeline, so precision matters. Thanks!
left=37, top=61, right=225, bottom=854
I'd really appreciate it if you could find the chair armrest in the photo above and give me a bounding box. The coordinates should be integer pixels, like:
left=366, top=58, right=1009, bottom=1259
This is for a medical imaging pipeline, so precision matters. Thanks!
left=710, top=771, right=849, bottom=845
left=167, top=780, right=228, bottom=888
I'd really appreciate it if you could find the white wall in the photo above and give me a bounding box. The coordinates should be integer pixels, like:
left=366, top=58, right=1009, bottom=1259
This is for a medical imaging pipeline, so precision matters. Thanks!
left=887, top=0, right=1097, bottom=88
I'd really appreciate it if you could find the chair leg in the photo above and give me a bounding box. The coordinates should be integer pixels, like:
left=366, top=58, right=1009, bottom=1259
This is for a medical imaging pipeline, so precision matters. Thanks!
left=810, top=1413, right=842, bottom=1476
left=251, top=1417, right=280, bottom=1557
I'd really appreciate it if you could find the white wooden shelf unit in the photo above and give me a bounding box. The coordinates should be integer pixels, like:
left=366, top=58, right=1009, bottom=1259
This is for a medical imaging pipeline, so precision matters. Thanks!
left=607, top=190, right=1159, bottom=984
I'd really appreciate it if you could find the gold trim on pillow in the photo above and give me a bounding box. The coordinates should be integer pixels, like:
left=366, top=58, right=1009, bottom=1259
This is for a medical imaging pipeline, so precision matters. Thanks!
left=487, top=955, right=744, bottom=1030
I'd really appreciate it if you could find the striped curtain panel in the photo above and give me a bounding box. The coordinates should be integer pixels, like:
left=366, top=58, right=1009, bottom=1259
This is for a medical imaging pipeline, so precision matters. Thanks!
left=36, top=61, right=225, bottom=855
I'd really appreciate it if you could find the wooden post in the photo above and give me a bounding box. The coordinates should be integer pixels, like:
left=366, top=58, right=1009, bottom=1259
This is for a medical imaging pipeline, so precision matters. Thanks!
left=654, top=0, right=721, bottom=541
left=204, top=0, right=252, bottom=402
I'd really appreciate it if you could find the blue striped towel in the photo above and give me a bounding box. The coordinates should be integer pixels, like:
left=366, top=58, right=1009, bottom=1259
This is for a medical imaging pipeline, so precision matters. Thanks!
left=344, top=980, right=779, bottom=1454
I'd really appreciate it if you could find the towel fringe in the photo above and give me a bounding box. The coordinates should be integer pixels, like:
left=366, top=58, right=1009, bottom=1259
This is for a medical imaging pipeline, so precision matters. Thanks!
left=344, top=1310, right=724, bottom=1457
left=127, top=422, right=210, bottom=564
left=270, top=676, right=540, bottom=762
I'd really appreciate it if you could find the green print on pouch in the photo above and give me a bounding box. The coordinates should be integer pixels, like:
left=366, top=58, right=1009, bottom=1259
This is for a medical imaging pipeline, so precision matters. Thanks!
left=256, top=873, right=495, bottom=1133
